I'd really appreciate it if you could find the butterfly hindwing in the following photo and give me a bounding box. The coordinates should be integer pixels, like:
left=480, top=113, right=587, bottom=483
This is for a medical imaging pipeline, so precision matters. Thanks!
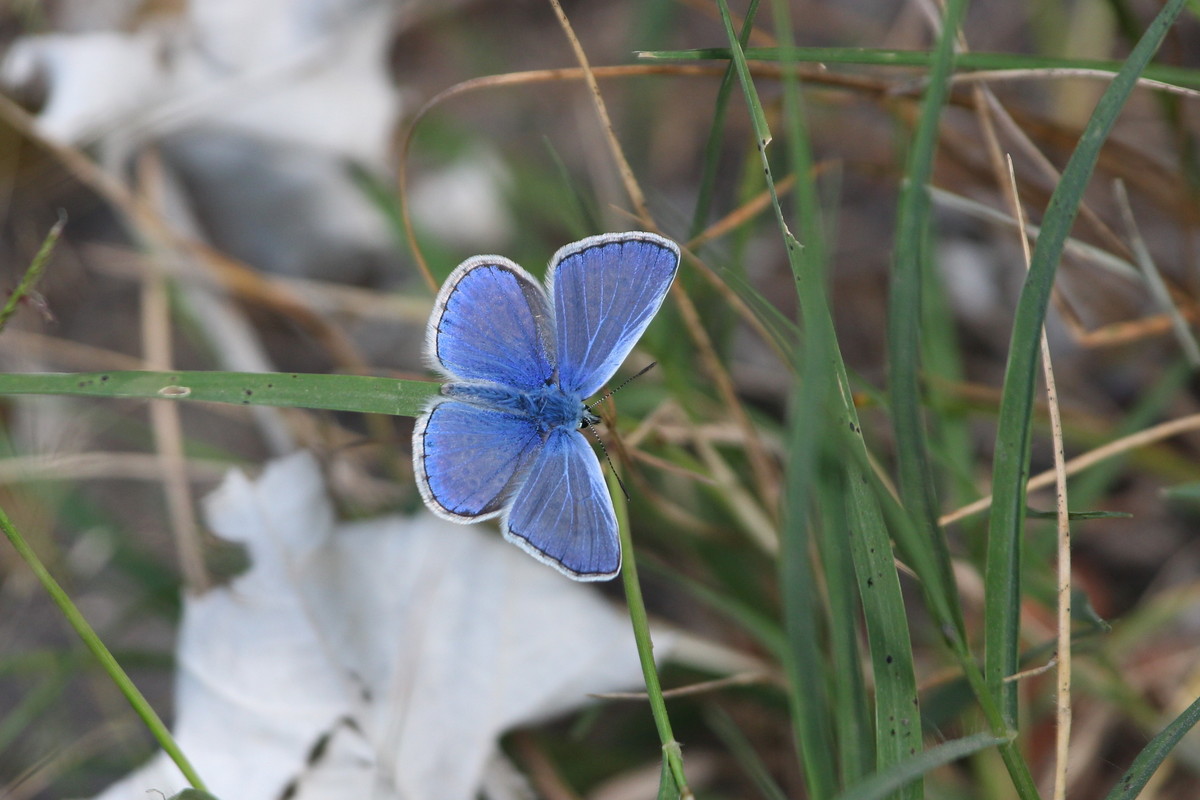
left=414, top=400, right=544, bottom=521
left=428, top=257, right=554, bottom=391
left=503, top=427, right=620, bottom=580
left=549, top=232, right=680, bottom=398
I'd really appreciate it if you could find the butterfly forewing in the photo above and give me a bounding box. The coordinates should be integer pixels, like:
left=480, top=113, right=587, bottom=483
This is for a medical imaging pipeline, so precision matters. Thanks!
left=415, top=401, right=544, bottom=521
left=550, top=233, right=680, bottom=398
left=429, top=258, right=554, bottom=390
left=503, top=428, right=620, bottom=580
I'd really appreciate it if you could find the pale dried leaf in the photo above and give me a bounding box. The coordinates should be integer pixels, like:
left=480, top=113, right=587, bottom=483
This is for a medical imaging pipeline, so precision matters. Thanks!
left=87, top=452, right=666, bottom=800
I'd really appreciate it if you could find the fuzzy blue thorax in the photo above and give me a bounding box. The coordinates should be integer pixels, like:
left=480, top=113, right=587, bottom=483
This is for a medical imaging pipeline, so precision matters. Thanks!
left=443, top=381, right=597, bottom=434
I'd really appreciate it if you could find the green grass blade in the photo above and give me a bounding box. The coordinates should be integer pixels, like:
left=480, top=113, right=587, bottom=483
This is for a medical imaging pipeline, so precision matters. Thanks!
left=777, top=366, right=839, bottom=800
left=768, top=0, right=826, bottom=270
left=874, top=0, right=1042, bottom=789
left=886, top=0, right=967, bottom=639
left=768, top=3, right=873, bottom=781
left=817, top=475, right=873, bottom=785
left=0, top=371, right=439, bottom=417
left=834, top=733, right=1008, bottom=800
left=714, top=0, right=771, bottom=150
left=858, top=460, right=1041, bottom=800
left=920, top=244, right=976, bottom=513
left=689, top=0, right=761, bottom=241
left=843, top=468, right=921, bottom=800
left=984, top=0, right=1188, bottom=729
left=711, top=1, right=839, bottom=794
left=1102, top=692, right=1200, bottom=800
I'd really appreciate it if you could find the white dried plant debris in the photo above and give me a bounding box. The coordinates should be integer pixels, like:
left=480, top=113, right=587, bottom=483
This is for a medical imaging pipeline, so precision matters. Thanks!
left=3, top=1, right=403, bottom=280
left=44, top=0, right=146, bottom=33
left=86, top=452, right=672, bottom=800
left=1, top=30, right=172, bottom=145
left=408, top=148, right=516, bottom=249
left=2, top=0, right=400, bottom=165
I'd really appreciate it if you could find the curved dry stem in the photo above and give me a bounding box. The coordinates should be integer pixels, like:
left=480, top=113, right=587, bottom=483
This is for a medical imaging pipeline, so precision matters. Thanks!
left=940, top=412, right=1200, bottom=527
left=547, top=0, right=650, bottom=226
left=973, top=89, right=1131, bottom=262
left=950, top=68, right=1200, bottom=101
left=394, top=63, right=727, bottom=293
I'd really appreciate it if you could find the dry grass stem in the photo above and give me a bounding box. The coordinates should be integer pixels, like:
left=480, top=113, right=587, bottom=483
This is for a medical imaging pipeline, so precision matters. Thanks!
left=547, top=0, right=651, bottom=227
left=940, top=412, right=1200, bottom=526
left=1004, top=153, right=1072, bottom=800
left=136, top=153, right=208, bottom=592
left=592, top=670, right=776, bottom=700
left=950, top=68, right=1200, bottom=101
left=670, top=284, right=781, bottom=513
left=1113, top=179, right=1200, bottom=365
left=1002, top=657, right=1059, bottom=683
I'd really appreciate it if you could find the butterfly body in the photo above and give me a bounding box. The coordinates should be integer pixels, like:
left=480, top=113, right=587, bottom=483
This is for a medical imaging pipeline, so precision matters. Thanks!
left=443, top=380, right=588, bottom=433
left=413, top=232, right=680, bottom=580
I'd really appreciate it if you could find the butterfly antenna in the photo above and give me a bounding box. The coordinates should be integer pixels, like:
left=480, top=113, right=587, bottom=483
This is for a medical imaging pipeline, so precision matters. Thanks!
left=582, top=361, right=656, bottom=503
left=586, top=361, right=657, bottom=412
left=582, top=416, right=632, bottom=501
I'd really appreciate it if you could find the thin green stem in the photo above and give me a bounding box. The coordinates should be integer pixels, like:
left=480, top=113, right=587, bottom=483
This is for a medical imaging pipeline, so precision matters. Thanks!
left=0, top=503, right=207, bottom=792
left=610, top=471, right=691, bottom=799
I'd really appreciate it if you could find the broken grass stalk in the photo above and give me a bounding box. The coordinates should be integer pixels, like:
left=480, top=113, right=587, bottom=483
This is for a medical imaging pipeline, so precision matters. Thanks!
left=0, top=212, right=66, bottom=334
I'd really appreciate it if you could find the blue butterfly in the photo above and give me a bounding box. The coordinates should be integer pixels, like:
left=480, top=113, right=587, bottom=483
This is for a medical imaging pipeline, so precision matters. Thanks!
left=413, top=232, right=680, bottom=580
